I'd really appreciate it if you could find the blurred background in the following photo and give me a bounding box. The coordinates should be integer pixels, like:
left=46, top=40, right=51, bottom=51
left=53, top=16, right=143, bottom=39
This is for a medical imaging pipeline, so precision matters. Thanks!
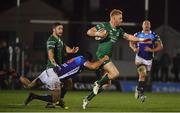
left=0, top=0, right=180, bottom=93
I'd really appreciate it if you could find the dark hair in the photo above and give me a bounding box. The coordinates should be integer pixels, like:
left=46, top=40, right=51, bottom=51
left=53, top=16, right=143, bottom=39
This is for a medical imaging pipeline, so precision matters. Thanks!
left=52, top=22, right=62, bottom=29
left=82, top=52, right=93, bottom=61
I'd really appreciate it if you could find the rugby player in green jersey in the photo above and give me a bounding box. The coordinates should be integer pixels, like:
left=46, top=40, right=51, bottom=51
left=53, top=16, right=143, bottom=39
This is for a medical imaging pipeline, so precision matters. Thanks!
left=82, top=9, right=149, bottom=109
left=46, top=23, right=79, bottom=109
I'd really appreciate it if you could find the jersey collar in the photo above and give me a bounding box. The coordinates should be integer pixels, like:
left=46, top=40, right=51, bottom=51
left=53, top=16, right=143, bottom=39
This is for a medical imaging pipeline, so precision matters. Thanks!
left=142, top=30, right=152, bottom=34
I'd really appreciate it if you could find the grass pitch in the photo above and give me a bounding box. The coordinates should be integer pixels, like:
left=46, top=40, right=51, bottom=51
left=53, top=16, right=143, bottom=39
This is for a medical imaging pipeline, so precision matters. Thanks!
left=0, top=90, right=180, bottom=112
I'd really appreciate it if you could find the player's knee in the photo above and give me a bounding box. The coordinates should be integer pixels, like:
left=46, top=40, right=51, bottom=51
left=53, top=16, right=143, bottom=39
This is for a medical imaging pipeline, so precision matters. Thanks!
left=139, top=74, right=146, bottom=81
left=114, top=69, right=120, bottom=77
left=109, top=70, right=119, bottom=79
left=137, top=64, right=147, bottom=77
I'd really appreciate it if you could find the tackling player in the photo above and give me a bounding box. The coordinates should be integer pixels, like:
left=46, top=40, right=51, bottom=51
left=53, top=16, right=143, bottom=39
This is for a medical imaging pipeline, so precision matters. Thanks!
left=20, top=53, right=109, bottom=107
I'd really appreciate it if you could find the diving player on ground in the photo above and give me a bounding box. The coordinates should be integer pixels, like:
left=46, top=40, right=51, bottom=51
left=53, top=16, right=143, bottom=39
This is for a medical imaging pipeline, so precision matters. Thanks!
left=20, top=53, right=109, bottom=107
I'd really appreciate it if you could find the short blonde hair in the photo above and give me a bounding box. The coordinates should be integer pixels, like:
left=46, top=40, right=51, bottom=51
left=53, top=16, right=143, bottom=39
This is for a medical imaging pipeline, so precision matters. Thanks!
left=110, top=9, right=123, bottom=18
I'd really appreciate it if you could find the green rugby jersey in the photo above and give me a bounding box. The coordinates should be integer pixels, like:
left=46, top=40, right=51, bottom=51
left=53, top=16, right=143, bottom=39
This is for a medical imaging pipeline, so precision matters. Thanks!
left=46, top=35, right=64, bottom=68
left=95, top=22, right=125, bottom=59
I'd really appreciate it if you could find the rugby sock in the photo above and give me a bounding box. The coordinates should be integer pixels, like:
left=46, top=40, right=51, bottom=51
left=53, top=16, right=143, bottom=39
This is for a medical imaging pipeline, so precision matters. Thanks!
left=87, top=87, right=104, bottom=101
left=137, top=81, right=145, bottom=94
left=97, top=74, right=110, bottom=86
left=34, top=94, right=52, bottom=102
left=61, top=85, right=67, bottom=99
left=95, top=68, right=103, bottom=80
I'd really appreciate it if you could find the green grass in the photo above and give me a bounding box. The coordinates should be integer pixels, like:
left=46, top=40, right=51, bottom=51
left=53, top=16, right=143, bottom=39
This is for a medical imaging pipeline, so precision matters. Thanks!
left=0, top=90, right=180, bottom=112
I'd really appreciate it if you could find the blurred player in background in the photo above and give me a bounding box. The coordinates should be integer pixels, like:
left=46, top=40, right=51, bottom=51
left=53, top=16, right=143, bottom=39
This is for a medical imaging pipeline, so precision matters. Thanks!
left=129, top=20, right=163, bottom=102
left=46, top=22, right=79, bottom=109
left=82, top=9, right=150, bottom=109
left=20, top=53, right=109, bottom=107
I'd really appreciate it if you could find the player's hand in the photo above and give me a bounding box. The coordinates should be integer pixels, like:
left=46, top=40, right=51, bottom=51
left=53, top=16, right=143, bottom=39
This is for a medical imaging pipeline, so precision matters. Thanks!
left=144, top=46, right=153, bottom=52
left=71, top=47, right=79, bottom=53
left=95, top=29, right=108, bottom=38
left=103, top=55, right=109, bottom=61
left=133, top=48, right=139, bottom=53
left=53, top=63, right=59, bottom=67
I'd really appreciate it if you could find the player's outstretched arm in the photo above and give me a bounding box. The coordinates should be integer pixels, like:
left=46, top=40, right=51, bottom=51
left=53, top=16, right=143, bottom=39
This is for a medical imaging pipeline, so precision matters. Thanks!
left=84, top=55, right=109, bottom=70
left=123, top=33, right=149, bottom=42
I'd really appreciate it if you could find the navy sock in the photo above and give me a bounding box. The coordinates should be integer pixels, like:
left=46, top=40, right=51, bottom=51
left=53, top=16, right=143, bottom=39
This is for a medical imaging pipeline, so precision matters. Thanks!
left=61, top=85, right=67, bottom=99
left=34, top=94, right=52, bottom=102
left=137, top=81, right=145, bottom=94
left=87, top=87, right=104, bottom=101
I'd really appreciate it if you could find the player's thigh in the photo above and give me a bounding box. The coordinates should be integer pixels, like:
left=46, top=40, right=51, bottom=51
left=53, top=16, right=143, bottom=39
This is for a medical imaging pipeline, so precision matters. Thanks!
left=28, top=78, right=43, bottom=88
left=38, top=70, right=48, bottom=85
left=103, top=61, right=119, bottom=76
left=43, top=69, right=61, bottom=90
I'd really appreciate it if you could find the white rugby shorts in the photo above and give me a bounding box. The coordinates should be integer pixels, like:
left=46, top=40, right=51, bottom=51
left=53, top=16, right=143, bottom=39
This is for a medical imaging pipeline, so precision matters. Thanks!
left=38, top=68, right=60, bottom=90
left=135, top=55, right=152, bottom=71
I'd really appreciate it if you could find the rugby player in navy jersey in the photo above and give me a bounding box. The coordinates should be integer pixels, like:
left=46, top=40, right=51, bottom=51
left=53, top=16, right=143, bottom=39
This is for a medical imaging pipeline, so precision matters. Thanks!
left=20, top=52, right=109, bottom=107
left=129, top=20, right=163, bottom=102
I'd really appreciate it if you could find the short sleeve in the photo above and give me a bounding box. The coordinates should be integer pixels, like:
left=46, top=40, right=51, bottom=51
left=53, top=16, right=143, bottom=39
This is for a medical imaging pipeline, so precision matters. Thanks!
left=119, top=28, right=125, bottom=38
left=153, top=32, right=160, bottom=41
left=95, top=23, right=105, bottom=31
left=47, top=40, right=56, bottom=50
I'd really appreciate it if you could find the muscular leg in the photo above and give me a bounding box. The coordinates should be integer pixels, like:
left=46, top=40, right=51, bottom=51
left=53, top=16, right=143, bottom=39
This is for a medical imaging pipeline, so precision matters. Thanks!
left=96, top=61, right=119, bottom=87
left=55, top=78, right=72, bottom=109
left=61, top=78, right=73, bottom=99
left=46, top=78, right=72, bottom=109
left=86, top=71, right=111, bottom=100
left=20, top=76, right=43, bottom=89
left=137, top=64, right=147, bottom=94
left=82, top=62, right=118, bottom=109
left=25, top=88, right=60, bottom=106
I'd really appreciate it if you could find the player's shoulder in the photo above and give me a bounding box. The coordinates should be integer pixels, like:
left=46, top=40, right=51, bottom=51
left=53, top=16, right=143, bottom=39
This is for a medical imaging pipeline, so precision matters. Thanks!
left=47, top=35, right=55, bottom=41
left=134, top=31, right=142, bottom=36
left=151, top=31, right=160, bottom=38
left=96, top=22, right=107, bottom=28
left=103, top=22, right=109, bottom=26
left=74, top=56, right=85, bottom=64
left=151, top=31, right=157, bottom=35
left=48, top=35, right=61, bottom=44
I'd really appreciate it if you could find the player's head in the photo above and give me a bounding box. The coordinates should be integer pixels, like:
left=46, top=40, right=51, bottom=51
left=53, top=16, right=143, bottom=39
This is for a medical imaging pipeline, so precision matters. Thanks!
left=52, top=22, right=63, bottom=37
left=82, top=52, right=93, bottom=61
left=142, top=20, right=151, bottom=31
left=110, top=9, right=123, bottom=27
